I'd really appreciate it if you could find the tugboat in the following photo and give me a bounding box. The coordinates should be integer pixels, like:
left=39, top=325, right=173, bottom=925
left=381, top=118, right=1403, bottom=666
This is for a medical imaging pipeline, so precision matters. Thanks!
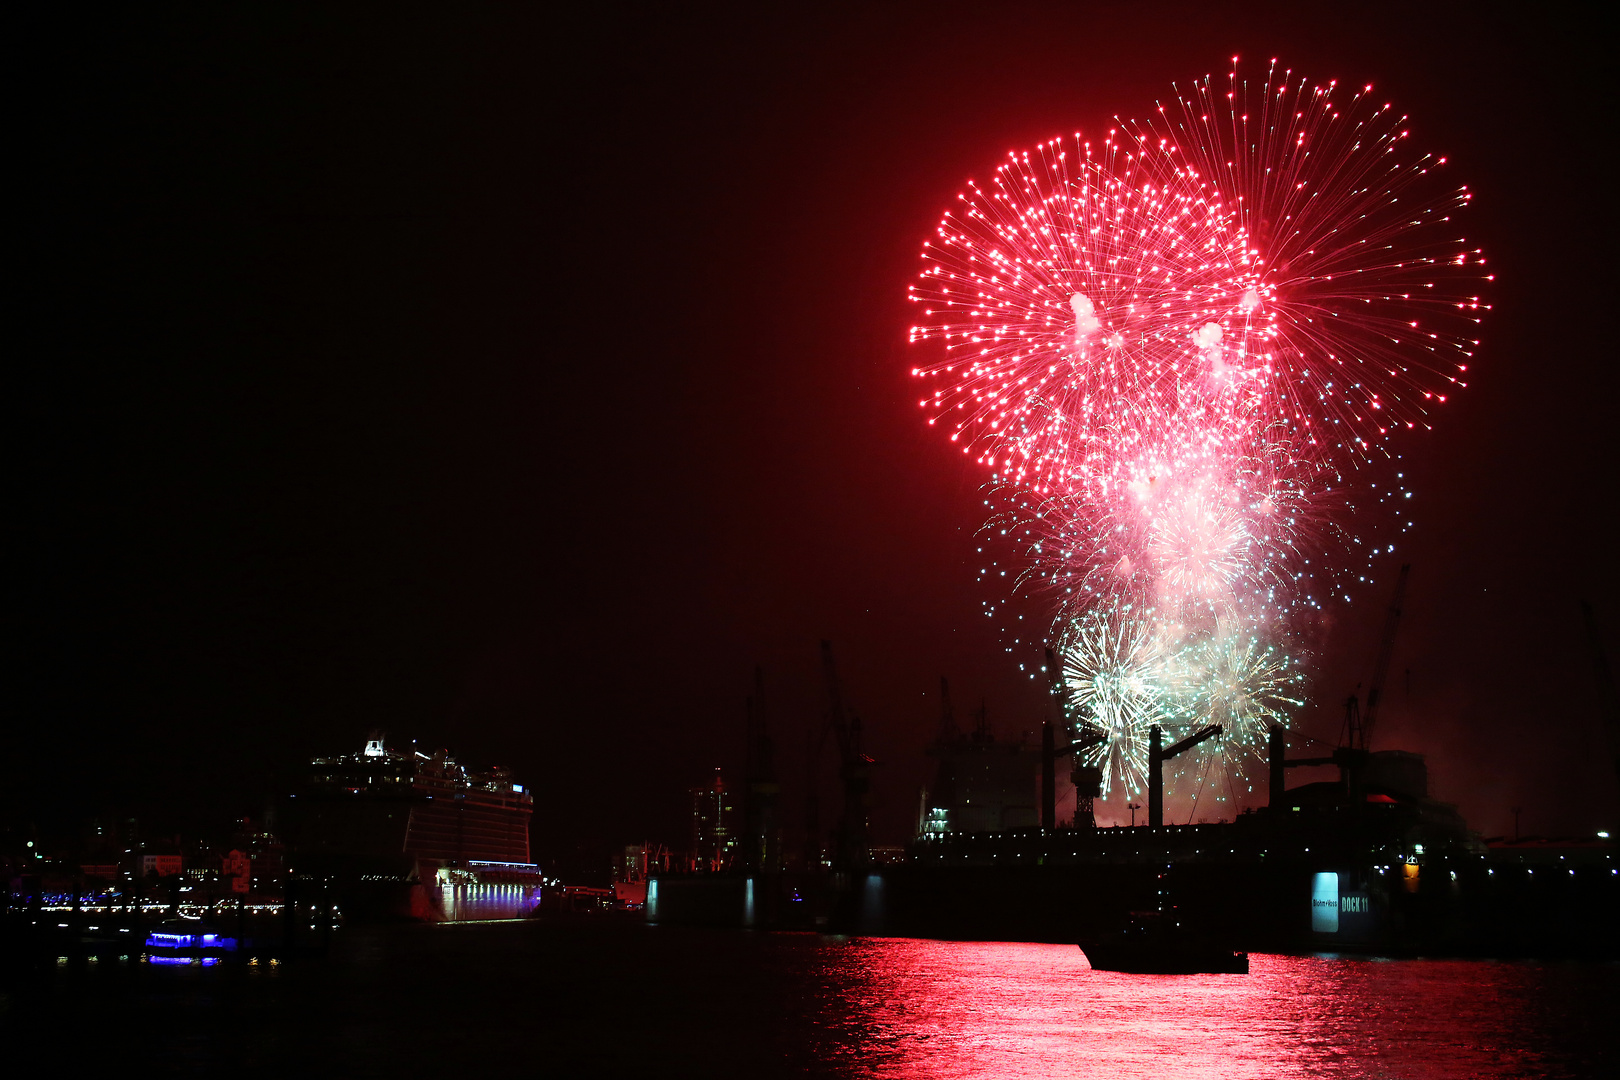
left=1078, top=910, right=1248, bottom=974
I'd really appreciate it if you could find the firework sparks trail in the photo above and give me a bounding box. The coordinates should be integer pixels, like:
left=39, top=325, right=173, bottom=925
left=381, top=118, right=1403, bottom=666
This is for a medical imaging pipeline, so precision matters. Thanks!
left=1130, top=57, right=1491, bottom=458
left=1056, top=611, right=1167, bottom=799
left=907, top=134, right=1259, bottom=496
left=911, top=60, right=1488, bottom=806
left=1168, top=628, right=1307, bottom=759
left=1162, top=628, right=1308, bottom=816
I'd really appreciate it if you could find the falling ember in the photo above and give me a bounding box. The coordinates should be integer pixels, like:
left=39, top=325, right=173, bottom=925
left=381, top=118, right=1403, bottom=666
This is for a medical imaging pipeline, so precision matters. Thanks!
left=910, top=59, right=1489, bottom=807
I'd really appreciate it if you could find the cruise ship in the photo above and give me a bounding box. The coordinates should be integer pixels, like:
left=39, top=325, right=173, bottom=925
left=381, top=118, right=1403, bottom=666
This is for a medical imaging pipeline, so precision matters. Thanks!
left=286, top=737, right=542, bottom=921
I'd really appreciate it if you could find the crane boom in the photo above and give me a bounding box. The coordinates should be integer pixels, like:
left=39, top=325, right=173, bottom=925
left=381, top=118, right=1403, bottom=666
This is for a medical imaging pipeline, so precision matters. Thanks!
left=1360, top=563, right=1411, bottom=750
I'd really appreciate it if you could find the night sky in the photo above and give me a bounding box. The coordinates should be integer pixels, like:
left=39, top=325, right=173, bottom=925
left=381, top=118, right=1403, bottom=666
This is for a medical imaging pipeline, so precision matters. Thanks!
left=14, top=4, right=1618, bottom=867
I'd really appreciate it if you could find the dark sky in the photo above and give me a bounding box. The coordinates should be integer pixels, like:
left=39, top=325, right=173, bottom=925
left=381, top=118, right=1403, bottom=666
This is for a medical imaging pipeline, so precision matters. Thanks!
left=14, top=3, right=1619, bottom=862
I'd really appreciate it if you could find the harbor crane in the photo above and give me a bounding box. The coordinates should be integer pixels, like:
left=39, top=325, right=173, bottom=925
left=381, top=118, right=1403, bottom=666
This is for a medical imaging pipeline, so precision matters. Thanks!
left=1148, top=723, right=1222, bottom=828
left=1041, top=646, right=1106, bottom=829
left=1272, top=564, right=1413, bottom=808
left=1045, top=644, right=1222, bottom=828
left=1344, top=563, right=1411, bottom=751
left=820, top=640, right=874, bottom=870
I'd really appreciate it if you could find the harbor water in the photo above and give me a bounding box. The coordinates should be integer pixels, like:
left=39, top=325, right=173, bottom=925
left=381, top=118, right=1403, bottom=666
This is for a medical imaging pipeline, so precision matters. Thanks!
left=7, top=921, right=1614, bottom=1077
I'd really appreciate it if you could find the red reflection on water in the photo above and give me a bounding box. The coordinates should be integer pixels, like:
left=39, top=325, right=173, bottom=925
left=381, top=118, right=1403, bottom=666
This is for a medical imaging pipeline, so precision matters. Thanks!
left=799, top=940, right=1605, bottom=1079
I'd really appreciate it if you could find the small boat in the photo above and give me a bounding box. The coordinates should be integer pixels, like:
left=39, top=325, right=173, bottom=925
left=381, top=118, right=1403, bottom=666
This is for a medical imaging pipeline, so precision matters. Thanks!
left=144, top=919, right=239, bottom=964
left=1079, top=910, right=1248, bottom=974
